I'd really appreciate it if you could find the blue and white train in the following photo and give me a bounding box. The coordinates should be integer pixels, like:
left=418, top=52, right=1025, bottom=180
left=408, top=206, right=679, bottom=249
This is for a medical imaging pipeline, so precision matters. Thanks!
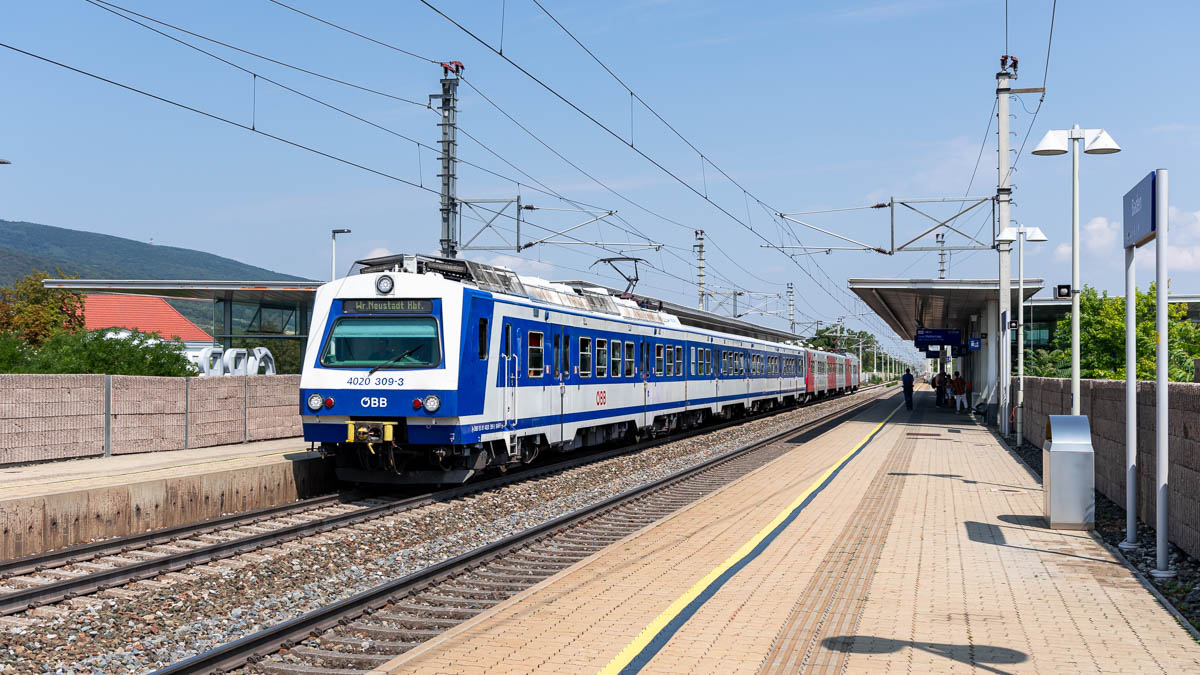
left=299, top=255, right=859, bottom=484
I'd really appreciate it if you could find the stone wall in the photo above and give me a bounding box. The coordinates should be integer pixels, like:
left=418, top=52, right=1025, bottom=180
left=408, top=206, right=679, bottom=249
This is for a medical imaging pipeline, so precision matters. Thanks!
left=0, top=375, right=303, bottom=465
left=0, top=375, right=106, bottom=463
left=1018, top=376, right=1200, bottom=560
left=248, top=375, right=302, bottom=441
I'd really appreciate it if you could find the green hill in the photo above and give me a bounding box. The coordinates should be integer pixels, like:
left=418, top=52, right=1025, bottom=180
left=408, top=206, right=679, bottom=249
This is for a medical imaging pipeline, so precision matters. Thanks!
left=0, top=219, right=309, bottom=285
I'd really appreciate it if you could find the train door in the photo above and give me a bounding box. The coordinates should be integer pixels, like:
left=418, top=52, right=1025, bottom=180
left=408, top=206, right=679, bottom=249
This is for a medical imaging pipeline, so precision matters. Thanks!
left=641, top=339, right=651, bottom=430
left=555, top=324, right=570, bottom=445
left=502, top=322, right=517, bottom=436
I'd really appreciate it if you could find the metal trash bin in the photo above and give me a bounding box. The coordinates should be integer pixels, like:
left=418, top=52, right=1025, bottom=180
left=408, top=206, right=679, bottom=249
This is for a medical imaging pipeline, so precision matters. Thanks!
left=1043, top=415, right=1095, bottom=530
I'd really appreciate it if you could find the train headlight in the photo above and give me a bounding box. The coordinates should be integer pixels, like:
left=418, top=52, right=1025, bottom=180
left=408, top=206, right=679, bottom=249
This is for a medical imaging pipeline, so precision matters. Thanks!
left=306, top=393, right=324, bottom=412
left=422, top=394, right=441, bottom=413
left=375, top=275, right=394, bottom=294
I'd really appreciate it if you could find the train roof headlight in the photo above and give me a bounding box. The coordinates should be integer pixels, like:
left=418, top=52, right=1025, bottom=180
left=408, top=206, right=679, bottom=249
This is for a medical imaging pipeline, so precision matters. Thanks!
left=375, top=275, right=394, bottom=294
left=423, top=394, right=441, bottom=413
left=306, top=392, right=324, bottom=412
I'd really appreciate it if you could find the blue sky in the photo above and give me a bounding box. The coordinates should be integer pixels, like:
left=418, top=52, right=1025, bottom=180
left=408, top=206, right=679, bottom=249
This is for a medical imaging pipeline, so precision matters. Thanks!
left=4, top=0, right=1200, bottom=355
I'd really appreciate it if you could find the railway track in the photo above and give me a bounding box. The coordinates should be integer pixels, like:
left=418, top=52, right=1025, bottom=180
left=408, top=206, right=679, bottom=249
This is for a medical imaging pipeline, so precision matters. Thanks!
left=0, top=386, right=882, bottom=620
left=155, top=386, right=892, bottom=675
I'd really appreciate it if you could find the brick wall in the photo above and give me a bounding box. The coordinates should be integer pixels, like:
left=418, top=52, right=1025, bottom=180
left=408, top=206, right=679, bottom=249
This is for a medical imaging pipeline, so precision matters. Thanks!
left=0, top=375, right=106, bottom=464
left=0, top=374, right=303, bottom=465
left=1018, top=376, right=1200, bottom=560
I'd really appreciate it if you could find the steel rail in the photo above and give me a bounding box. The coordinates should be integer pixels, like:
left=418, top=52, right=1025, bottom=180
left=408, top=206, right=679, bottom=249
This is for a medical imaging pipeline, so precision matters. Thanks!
left=155, top=387, right=892, bottom=674
left=1, top=385, right=882, bottom=616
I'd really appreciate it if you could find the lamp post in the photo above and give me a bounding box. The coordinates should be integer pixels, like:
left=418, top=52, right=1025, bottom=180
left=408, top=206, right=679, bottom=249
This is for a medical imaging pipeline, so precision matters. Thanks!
left=997, top=224, right=1048, bottom=447
left=1032, top=125, right=1121, bottom=415
left=331, top=228, right=352, bottom=281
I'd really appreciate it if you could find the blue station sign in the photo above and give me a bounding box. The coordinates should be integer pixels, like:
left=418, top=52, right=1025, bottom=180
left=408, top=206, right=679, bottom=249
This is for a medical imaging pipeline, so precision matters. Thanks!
left=1123, top=171, right=1157, bottom=248
left=968, top=337, right=982, bottom=351
left=914, top=328, right=962, bottom=347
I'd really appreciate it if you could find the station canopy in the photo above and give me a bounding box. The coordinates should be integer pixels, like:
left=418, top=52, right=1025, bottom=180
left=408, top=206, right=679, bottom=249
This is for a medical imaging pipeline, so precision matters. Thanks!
left=848, top=278, right=1043, bottom=341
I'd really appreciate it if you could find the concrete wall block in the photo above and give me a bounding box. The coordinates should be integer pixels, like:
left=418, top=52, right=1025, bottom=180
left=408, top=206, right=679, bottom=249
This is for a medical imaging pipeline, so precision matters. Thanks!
left=112, top=375, right=186, bottom=415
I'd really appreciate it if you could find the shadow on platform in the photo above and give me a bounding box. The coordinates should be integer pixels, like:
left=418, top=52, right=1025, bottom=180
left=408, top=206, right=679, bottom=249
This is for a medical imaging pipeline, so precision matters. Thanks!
left=821, top=635, right=1028, bottom=675
left=966, top=519, right=1117, bottom=564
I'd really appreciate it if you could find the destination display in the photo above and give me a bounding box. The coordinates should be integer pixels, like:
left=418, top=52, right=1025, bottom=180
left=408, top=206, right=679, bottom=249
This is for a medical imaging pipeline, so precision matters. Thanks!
left=343, top=299, right=433, bottom=314
left=914, top=328, right=961, bottom=346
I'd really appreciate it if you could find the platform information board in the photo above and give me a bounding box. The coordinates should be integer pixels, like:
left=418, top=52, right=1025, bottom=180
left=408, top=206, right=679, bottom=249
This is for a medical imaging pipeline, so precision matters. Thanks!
left=914, top=328, right=961, bottom=347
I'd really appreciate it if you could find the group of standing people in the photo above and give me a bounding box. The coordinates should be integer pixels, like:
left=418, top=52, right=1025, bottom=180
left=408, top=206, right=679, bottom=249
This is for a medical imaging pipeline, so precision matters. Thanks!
left=933, top=370, right=968, bottom=413
left=898, top=368, right=968, bottom=413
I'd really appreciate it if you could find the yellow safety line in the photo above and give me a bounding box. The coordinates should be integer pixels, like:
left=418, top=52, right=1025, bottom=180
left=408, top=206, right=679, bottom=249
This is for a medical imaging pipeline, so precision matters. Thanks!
left=0, top=449, right=307, bottom=494
left=598, top=401, right=902, bottom=675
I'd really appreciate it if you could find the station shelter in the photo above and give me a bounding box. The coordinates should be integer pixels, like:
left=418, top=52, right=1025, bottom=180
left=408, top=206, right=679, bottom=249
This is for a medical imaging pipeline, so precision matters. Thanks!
left=849, top=277, right=1041, bottom=424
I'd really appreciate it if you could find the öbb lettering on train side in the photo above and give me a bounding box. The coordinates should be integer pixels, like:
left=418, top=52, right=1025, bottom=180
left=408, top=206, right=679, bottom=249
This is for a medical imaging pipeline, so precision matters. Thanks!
left=595, top=390, right=607, bottom=406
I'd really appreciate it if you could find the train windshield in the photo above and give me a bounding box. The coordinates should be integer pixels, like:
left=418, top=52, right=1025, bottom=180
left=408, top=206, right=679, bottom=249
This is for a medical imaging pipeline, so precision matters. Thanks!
left=321, top=317, right=441, bottom=369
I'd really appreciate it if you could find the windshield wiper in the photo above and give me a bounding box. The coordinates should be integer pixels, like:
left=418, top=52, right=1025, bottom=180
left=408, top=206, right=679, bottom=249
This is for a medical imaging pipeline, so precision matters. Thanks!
left=367, top=345, right=423, bottom=377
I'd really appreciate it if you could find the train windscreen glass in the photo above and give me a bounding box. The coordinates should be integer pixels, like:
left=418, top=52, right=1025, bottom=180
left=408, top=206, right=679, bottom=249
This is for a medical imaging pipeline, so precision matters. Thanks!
left=321, top=317, right=441, bottom=368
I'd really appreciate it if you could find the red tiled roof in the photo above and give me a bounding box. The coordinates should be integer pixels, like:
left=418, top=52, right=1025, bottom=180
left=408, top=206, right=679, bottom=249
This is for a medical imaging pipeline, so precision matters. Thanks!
left=83, top=294, right=213, bottom=342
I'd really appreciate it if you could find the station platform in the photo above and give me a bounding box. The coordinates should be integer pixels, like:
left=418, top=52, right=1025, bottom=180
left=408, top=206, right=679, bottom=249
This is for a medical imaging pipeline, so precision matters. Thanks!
left=0, top=437, right=330, bottom=559
left=383, top=389, right=1200, bottom=674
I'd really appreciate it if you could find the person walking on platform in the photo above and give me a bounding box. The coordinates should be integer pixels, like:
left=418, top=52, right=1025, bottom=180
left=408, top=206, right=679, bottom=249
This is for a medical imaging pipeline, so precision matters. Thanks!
left=934, top=370, right=946, bottom=407
left=952, top=371, right=968, bottom=413
left=901, top=368, right=915, bottom=410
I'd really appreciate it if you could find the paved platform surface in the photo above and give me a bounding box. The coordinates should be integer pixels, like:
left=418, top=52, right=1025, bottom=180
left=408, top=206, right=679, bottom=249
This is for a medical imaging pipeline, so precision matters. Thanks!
left=384, top=390, right=1200, bottom=674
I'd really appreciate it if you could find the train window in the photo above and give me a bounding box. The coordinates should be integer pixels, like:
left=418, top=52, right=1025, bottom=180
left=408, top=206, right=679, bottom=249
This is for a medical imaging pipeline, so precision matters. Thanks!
left=707, top=349, right=713, bottom=376
left=528, top=332, right=544, bottom=378
left=625, top=341, right=635, bottom=377
left=655, top=344, right=665, bottom=376
left=503, top=323, right=511, bottom=357
left=553, top=334, right=561, bottom=378
left=477, top=318, right=489, bottom=360
left=642, top=342, right=649, bottom=375
left=610, top=340, right=621, bottom=377
left=675, top=346, right=683, bottom=376
left=665, top=344, right=674, bottom=376
left=579, top=337, right=592, bottom=377
left=320, top=317, right=441, bottom=369
left=690, top=347, right=696, bottom=376
left=563, top=334, right=571, bottom=377
left=596, top=339, right=608, bottom=377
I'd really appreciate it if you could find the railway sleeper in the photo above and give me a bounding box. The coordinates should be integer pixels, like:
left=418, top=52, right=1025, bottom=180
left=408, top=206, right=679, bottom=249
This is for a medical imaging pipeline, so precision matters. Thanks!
left=320, top=635, right=425, bottom=654
left=469, top=570, right=550, bottom=585
left=384, top=602, right=482, bottom=620
left=431, top=585, right=513, bottom=601
left=256, top=661, right=364, bottom=675
left=286, top=646, right=393, bottom=669
left=485, top=562, right=568, bottom=576
left=344, top=622, right=445, bottom=641
left=510, top=551, right=582, bottom=565
left=373, top=611, right=463, bottom=629
left=446, top=577, right=530, bottom=592
left=412, top=593, right=503, bottom=609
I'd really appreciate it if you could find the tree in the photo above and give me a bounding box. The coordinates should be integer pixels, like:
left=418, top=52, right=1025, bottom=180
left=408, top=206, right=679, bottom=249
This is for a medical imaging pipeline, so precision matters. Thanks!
left=27, top=330, right=196, bottom=376
left=1046, top=284, right=1200, bottom=382
left=0, top=270, right=85, bottom=345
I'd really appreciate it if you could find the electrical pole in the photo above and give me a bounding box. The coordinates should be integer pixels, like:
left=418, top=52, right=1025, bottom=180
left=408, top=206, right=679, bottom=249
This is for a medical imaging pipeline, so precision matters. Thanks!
left=694, top=230, right=706, bottom=310
left=787, top=283, right=795, bottom=335
left=996, top=58, right=1014, bottom=434
left=432, top=62, right=463, bottom=259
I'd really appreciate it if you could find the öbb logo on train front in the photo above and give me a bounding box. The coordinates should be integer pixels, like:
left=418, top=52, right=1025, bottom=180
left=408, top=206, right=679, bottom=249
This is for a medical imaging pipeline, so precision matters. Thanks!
left=361, top=397, right=388, bottom=408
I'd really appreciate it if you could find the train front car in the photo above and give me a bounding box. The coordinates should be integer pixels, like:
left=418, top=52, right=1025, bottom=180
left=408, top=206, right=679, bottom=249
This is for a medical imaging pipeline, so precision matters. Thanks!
left=300, top=256, right=495, bottom=485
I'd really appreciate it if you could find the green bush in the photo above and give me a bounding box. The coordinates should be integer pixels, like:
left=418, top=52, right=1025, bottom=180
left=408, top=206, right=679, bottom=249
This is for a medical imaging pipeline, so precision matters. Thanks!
left=2, top=329, right=195, bottom=376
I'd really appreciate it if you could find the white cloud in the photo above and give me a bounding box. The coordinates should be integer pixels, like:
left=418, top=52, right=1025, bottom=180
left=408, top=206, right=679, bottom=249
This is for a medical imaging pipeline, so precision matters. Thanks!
left=1081, top=216, right=1120, bottom=253
left=365, top=247, right=393, bottom=259
left=1052, top=242, right=1071, bottom=262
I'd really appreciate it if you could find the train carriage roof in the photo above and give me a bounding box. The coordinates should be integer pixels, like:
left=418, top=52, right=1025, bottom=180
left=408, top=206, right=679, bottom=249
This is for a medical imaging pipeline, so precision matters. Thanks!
left=355, top=254, right=803, bottom=346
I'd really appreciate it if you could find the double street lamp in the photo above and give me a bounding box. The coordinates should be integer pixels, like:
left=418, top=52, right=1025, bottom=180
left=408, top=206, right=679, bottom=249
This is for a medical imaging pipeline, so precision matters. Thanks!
left=1032, top=125, right=1121, bottom=415
left=997, top=223, right=1048, bottom=447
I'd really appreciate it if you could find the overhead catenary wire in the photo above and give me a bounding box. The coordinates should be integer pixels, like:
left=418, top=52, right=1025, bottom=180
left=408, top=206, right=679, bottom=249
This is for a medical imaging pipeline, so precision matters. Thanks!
left=418, top=0, right=865, bottom=319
